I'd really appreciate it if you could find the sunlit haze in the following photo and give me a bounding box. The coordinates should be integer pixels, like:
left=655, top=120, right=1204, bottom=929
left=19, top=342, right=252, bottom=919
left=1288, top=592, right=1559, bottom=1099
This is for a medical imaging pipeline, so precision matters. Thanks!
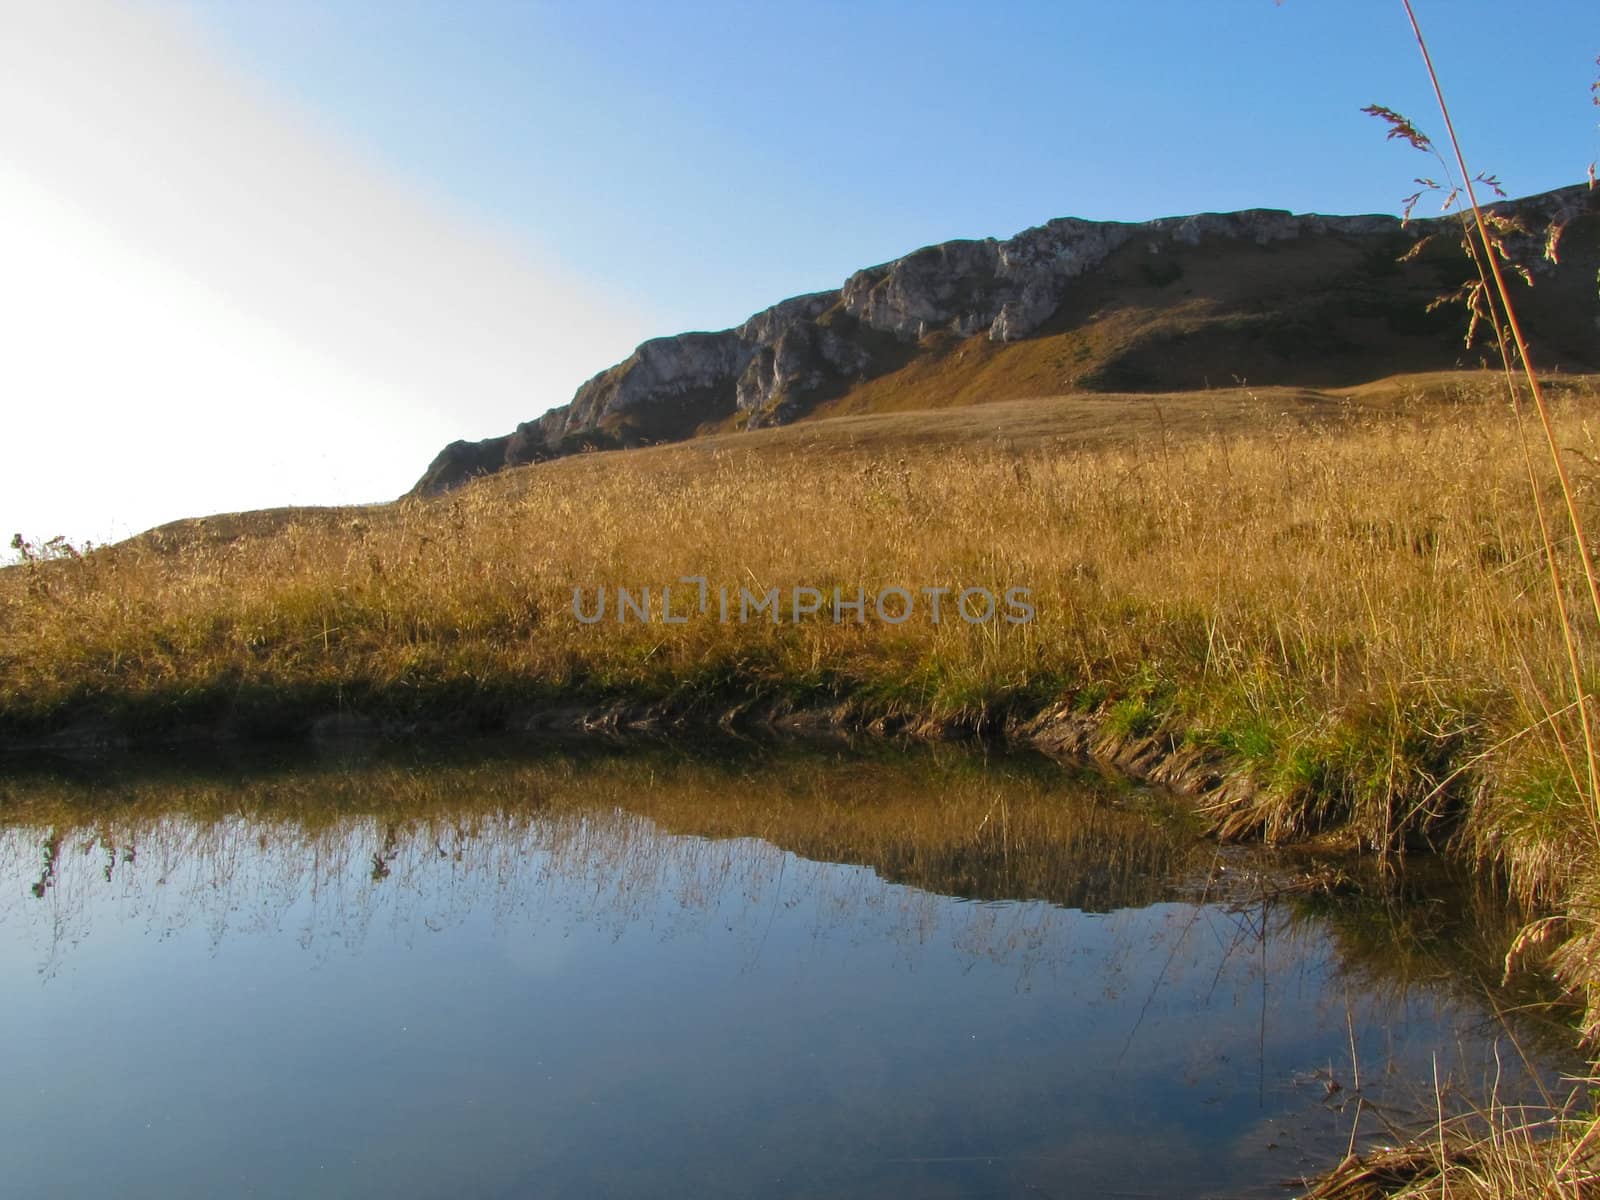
left=2, top=0, right=1595, bottom=545
left=0, top=1, right=649, bottom=544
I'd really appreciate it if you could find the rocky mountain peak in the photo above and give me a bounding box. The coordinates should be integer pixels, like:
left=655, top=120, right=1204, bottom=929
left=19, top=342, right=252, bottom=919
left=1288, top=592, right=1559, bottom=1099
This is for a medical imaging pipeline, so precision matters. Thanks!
left=411, top=185, right=1599, bottom=497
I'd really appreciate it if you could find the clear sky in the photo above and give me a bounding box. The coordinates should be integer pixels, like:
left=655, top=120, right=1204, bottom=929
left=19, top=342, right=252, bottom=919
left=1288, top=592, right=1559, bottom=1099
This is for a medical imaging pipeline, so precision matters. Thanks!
left=3, top=0, right=1596, bottom=545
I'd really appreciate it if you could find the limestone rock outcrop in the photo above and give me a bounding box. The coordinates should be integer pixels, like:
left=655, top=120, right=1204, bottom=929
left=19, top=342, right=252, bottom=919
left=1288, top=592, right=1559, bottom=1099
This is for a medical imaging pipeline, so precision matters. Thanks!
left=411, top=184, right=1600, bottom=497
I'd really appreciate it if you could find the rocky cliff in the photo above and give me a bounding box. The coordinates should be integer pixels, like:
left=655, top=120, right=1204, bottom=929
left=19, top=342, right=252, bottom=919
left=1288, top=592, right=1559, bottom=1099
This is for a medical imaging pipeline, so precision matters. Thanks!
left=412, top=185, right=1600, bottom=496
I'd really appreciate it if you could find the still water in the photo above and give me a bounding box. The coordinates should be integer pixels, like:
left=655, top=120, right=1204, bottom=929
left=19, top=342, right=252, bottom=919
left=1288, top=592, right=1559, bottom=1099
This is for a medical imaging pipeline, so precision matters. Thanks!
left=0, top=741, right=1581, bottom=1199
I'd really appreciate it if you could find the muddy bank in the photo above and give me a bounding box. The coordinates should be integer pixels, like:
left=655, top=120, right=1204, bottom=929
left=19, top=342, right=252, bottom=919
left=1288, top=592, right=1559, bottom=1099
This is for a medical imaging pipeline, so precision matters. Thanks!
left=0, top=686, right=1294, bottom=846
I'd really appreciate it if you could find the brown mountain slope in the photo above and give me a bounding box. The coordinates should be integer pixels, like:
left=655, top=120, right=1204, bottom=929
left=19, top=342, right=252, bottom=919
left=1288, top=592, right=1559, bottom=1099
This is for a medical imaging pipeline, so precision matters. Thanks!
left=411, top=185, right=1600, bottom=496
left=803, top=224, right=1571, bottom=418
left=119, top=370, right=1592, bottom=562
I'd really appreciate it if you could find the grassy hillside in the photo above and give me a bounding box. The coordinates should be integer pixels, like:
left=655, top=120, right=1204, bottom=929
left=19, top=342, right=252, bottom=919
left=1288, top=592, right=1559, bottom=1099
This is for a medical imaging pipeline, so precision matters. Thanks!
left=411, top=188, right=1600, bottom=496
left=791, top=218, right=1598, bottom=422
left=8, top=366, right=1600, bottom=1189
left=4, top=369, right=1598, bottom=934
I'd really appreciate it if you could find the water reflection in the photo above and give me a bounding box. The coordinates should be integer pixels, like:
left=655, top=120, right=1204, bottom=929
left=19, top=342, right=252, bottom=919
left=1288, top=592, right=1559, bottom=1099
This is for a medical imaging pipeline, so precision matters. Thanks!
left=0, top=741, right=1583, bottom=1199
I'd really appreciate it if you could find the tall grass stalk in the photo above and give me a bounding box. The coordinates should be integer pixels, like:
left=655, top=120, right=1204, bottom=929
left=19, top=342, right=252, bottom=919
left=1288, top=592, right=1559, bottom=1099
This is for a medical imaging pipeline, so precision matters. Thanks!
left=1397, top=0, right=1600, bottom=831
left=1300, top=6, right=1600, bottom=1194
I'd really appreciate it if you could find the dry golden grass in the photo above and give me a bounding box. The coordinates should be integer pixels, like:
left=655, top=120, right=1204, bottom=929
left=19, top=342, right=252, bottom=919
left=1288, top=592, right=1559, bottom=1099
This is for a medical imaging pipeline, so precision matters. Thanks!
left=7, top=371, right=1600, bottom=1193
left=3, top=371, right=1600, bottom=1000
left=1306, top=1111, right=1600, bottom=1200
left=0, top=383, right=1590, bottom=724
left=0, top=379, right=1594, bottom=817
left=679, top=371, right=1579, bottom=459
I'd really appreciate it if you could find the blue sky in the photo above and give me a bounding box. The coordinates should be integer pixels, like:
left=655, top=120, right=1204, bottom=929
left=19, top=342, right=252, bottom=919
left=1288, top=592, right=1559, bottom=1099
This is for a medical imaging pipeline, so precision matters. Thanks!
left=2, top=1, right=1595, bottom=544
left=184, top=0, right=1600, bottom=334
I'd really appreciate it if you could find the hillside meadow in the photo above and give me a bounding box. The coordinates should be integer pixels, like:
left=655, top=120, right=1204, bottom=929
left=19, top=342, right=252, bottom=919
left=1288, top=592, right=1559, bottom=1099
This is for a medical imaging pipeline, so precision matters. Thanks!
left=7, top=368, right=1600, bottom=1192
left=3, top=371, right=1596, bottom=868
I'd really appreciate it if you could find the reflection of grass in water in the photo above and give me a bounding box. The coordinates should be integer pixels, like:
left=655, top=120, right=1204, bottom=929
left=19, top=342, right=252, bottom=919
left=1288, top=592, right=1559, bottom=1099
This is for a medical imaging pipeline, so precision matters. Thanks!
left=623, top=749, right=1208, bottom=911
left=0, top=740, right=1209, bottom=914
left=1287, top=868, right=1582, bottom=1060
left=5, top=741, right=1590, bottom=1192
left=2, top=742, right=1214, bottom=984
left=1280, top=876, right=1580, bottom=1068
left=0, top=741, right=1570, bottom=1033
left=1275, top=871, right=1593, bottom=1190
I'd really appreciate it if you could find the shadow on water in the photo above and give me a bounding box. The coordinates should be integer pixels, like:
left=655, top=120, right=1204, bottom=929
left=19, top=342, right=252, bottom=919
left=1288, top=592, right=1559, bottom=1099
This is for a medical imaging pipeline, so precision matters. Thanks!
left=0, top=737, right=1586, bottom=1199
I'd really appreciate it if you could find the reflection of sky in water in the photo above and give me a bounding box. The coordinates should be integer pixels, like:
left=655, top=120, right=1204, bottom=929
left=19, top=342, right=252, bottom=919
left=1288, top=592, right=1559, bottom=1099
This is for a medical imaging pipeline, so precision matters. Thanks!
left=0, top=794, right=1578, bottom=1199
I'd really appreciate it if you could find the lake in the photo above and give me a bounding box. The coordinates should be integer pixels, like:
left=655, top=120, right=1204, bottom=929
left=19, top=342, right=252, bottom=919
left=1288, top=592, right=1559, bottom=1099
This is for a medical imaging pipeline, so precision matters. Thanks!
left=0, top=740, right=1581, bottom=1198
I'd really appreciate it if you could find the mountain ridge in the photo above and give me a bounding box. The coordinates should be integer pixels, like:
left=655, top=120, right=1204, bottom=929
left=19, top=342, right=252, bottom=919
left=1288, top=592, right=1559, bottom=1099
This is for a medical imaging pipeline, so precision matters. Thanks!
left=412, top=185, right=1600, bottom=496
